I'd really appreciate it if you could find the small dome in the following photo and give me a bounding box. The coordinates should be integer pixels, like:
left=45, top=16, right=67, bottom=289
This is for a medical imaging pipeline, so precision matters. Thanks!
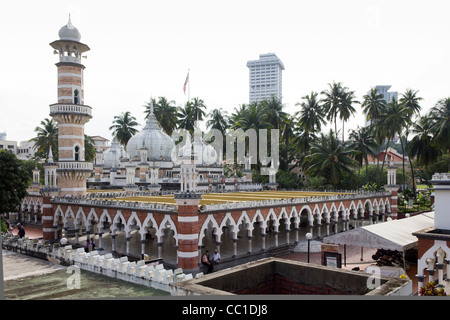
left=126, top=108, right=175, bottom=161
left=103, top=138, right=126, bottom=168
left=58, top=16, right=81, bottom=42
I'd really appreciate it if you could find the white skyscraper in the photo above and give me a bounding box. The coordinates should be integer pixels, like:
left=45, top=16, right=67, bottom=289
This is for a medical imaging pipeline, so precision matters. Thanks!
left=247, top=53, right=284, bottom=104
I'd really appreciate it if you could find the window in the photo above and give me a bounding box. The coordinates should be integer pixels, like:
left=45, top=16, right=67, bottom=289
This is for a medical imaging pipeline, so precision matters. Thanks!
left=74, top=89, right=79, bottom=104
left=74, top=145, right=80, bottom=161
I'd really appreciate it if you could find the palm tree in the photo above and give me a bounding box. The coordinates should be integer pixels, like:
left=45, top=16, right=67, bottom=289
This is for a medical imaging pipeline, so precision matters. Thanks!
left=144, top=97, right=178, bottom=136
left=191, top=97, right=207, bottom=122
left=206, top=108, right=229, bottom=136
left=399, top=89, right=422, bottom=194
left=348, top=126, right=378, bottom=172
left=236, top=103, right=270, bottom=132
left=31, top=118, right=58, bottom=161
left=429, top=97, right=450, bottom=157
left=295, top=91, right=326, bottom=134
left=338, top=88, right=359, bottom=142
left=260, top=96, right=287, bottom=130
left=408, top=115, right=441, bottom=184
left=374, top=98, right=409, bottom=184
left=321, top=81, right=344, bottom=139
left=303, top=130, right=358, bottom=188
left=109, top=111, right=139, bottom=147
left=229, top=103, right=270, bottom=167
left=361, top=87, right=387, bottom=125
left=229, top=104, right=248, bottom=130
left=84, top=135, right=97, bottom=162
left=399, top=89, right=422, bottom=118
left=177, top=102, right=195, bottom=134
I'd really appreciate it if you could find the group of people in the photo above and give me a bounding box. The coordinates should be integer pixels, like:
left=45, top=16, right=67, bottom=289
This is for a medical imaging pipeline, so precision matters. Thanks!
left=201, top=249, right=221, bottom=274
left=3, top=220, right=26, bottom=238
left=85, top=237, right=95, bottom=252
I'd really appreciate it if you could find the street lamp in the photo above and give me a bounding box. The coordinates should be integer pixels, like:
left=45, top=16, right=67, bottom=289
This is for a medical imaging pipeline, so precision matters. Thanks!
left=306, top=232, right=312, bottom=263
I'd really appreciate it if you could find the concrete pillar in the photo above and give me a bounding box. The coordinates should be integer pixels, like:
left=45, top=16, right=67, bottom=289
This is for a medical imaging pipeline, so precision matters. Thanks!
left=42, top=196, right=56, bottom=241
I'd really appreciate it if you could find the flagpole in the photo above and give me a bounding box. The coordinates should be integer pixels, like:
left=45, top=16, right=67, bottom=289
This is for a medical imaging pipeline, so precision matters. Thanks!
left=188, top=68, right=190, bottom=102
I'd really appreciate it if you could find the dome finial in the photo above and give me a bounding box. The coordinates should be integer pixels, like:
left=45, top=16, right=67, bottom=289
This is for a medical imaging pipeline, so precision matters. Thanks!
left=150, top=96, right=154, bottom=115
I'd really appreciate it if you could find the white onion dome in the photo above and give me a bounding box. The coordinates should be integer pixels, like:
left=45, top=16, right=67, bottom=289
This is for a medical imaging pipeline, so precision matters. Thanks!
left=58, top=16, right=81, bottom=42
left=126, top=108, right=174, bottom=161
left=103, top=138, right=126, bottom=168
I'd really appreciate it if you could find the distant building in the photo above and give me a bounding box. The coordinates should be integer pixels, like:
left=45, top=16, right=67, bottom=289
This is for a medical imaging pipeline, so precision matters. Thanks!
left=91, top=135, right=110, bottom=152
left=17, top=140, right=36, bottom=160
left=0, top=136, right=17, bottom=154
left=247, top=53, right=284, bottom=104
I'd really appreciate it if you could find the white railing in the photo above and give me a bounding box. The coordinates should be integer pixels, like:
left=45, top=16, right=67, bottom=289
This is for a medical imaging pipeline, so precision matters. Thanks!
left=58, top=162, right=93, bottom=171
left=432, top=173, right=450, bottom=181
left=50, top=103, right=92, bottom=117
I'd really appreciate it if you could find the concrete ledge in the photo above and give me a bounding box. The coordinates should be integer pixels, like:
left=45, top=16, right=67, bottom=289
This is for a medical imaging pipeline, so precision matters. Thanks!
left=174, top=257, right=411, bottom=296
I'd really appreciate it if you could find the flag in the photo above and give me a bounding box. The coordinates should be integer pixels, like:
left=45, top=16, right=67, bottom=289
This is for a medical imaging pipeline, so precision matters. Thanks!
left=183, top=72, right=189, bottom=94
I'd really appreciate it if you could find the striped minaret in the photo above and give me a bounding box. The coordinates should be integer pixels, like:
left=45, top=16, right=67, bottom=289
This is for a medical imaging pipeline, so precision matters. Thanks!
left=49, top=16, right=93, bottom=196
left=174, top=193, right=202, bottom=272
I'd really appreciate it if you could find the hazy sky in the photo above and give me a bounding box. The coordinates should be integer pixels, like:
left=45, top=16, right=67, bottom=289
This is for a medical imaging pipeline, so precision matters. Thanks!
left=1, top=0, right=449, bottom=143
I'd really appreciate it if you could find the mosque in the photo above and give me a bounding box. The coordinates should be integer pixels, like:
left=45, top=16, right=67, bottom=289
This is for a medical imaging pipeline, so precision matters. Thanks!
left=49, top=16, right=258, bottom=196
left=13, top=17, right=400, bottom=278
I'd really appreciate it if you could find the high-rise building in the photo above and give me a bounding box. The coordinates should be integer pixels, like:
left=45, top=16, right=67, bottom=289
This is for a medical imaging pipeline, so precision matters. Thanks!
left=375, top=85, right=398, bottom=104
left=247, top=53, right=284, bottom=104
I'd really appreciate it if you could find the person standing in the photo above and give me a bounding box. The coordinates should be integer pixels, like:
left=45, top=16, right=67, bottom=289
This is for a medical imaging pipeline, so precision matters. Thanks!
left=17, top=223, right=25, bottom=238
left=202, top=250, right=213, bottom=274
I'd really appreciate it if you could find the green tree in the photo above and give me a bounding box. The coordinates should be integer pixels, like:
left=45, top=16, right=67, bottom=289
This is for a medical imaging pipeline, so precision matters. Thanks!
left=260, top=96, right=287, bottom=130
left=295, top=91, right=326, bottom=134
left=429, top=97, right=450, bottom=168
left=191, top=97, right=207, bottom=122
left=348, top=126, right=378, bottom=172
left=408, top=115, right=441, bottom=184
left=84, top=135, right=97, bottom=162
left=0, top=150, right=30, bottom=216
left=321, top=81, right=344, bottom=139
left=31, top=118, right=58, bottom=161
left=109, top=111, right=139, bottom=147
left=206, top=108, right=229, bottom=136
left=144, top=97, right=178, bottom=136
left=303, top=130, right=358, bottom=188
left=338, top=88, right=359, bottom=142
left=399, top=89, right=422, bottom=192
left=361, top=87, right=387, bottom=125
left=374, top=98, right=409, bottom=184
left=177, top=102, right=195, bottom=134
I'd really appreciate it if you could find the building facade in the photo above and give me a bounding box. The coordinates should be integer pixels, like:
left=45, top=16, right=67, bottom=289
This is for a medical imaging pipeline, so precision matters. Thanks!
left=247, top=53, right=284, bottom=104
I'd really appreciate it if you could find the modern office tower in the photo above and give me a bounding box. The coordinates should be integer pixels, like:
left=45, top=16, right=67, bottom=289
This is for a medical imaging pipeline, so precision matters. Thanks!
left=376, top=85, right=398, bottom=104
left=247, top=53, right=284, bottom=104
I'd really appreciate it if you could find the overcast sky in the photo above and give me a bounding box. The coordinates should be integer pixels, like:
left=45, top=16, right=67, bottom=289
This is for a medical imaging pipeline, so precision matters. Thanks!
left=1, top=0, right=449, bottom=143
